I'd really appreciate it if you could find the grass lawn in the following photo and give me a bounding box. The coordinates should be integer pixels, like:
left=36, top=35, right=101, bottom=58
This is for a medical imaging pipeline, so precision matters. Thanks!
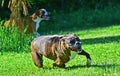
left=0, top=25, right=120, bottom=76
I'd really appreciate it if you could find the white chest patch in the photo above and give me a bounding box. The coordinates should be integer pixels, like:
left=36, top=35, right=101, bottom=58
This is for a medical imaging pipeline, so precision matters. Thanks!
left=70, top=52, right=78, bottom=60
left=33, top=17, right=42, bottom=36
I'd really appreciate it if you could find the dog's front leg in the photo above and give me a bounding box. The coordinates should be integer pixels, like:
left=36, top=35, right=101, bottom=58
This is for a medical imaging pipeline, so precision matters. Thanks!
left=31, top=51, right=43, bottom=67
left=53, top=57, right=65, bottom=68
left=78, top=50, right=91, bottom=67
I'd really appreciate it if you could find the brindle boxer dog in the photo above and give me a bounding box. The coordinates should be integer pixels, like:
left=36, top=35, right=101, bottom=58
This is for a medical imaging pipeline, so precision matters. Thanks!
left=31, top=33, right=91, bottom=68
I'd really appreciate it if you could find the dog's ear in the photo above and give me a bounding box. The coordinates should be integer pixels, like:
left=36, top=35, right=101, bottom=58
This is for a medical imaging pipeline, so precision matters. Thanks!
left=31, top=13, right=37, bottom=20
left=60, top=36, right=66, bottom=42
left=35, top=10, right=40, bottom=16
left=36, top=9, right=47, bottom=16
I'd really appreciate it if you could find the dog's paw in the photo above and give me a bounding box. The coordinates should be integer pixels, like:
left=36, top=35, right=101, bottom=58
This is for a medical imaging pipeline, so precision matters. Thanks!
left=86, top=58, right=91, bottom=67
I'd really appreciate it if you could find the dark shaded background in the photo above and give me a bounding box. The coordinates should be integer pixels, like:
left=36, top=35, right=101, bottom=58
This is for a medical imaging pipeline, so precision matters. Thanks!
left=0, top=0, right=120, bottom=19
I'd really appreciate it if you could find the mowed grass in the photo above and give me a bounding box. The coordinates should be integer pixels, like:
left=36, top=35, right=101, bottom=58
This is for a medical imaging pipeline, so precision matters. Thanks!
left=0, top=25, right=120, bottom=76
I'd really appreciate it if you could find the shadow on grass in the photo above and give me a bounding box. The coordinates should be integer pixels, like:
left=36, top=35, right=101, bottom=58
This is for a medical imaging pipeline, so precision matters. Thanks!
left=38, top=64, right=120, bottom=70
left=82, top=35, right=120, bottom=44
left=65, top=64, right=120, bottom=70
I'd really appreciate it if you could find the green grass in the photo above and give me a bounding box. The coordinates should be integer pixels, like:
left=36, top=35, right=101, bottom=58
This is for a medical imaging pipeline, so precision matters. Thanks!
left=40, top=5, right=120, bottom=34
left=0, top=24, right=120, bottom=76
left=1, top=5, right=120, bottom=75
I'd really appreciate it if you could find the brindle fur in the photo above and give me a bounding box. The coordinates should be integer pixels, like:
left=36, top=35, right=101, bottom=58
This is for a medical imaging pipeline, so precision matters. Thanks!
left=31, top=34, right=91, bottom=68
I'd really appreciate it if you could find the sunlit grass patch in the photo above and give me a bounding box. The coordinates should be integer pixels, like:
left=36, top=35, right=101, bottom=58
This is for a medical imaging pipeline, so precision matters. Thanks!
left=0, top=22, right=120, bottom=76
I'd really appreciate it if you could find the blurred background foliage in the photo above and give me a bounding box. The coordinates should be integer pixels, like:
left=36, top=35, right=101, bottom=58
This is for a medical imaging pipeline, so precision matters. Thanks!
left=1, top=0, right=120, bottom=19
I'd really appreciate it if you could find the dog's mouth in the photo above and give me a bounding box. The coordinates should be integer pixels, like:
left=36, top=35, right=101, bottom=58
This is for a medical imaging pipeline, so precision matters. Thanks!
left=77, top=49, right=82, bottom=53
left=42, top=15, right=50, bottom=20
left=69, top=47, right=82, bottom=53
left=77, top=46, right=83, bottom=53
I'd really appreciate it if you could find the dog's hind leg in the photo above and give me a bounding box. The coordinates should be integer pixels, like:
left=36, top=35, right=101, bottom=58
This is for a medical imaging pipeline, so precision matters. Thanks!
left=78, top=50, right=91, bottom=67
left=31, top=51, right=43, bottom=67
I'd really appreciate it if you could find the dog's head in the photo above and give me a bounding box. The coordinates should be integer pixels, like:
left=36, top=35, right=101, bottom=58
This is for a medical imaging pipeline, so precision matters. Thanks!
left=37, top=8, right=50, bottom=20
left=32, top=8, right=50, bottom=21
left=61, top=33, right=82, bottom=53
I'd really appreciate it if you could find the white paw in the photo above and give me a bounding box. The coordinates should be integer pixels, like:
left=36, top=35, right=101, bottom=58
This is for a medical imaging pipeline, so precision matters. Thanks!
left=86, top=59, right=91, bottom=66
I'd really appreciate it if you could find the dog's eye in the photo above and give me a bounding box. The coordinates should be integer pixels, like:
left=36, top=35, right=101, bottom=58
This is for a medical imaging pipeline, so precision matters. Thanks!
left=70, top=40, right=75, bottom=45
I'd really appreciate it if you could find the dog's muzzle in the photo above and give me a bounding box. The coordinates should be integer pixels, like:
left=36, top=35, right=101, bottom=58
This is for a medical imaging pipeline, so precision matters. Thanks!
left=75, top=41, right=82, bottom=53
left=42, top=15, right=50, bottom=20
left=68, top=45, right=82, bottom=53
